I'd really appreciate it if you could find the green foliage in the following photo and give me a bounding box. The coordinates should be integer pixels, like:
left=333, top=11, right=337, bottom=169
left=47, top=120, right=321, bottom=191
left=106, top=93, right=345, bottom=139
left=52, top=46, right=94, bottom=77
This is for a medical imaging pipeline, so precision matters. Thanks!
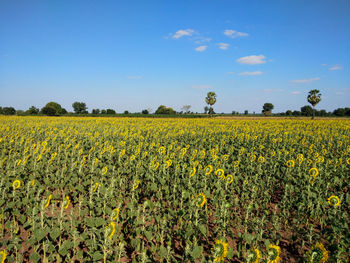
left=262, top=103, right=274, bottom=115
left=205, top=92, right=217, bottom=117
left=106, top=109, right=116, bottom=114
left=2, top=107, right=16, bottom=115
left=155, top=105, right=176, bottom=114
left=41, top=102, right=66, bottom=116
left=72, top=102, right=88, bottom=114
left=26, top=106, right=40, bottom=115
left=142, top=109, right=149, bottom=114
left=301, top=105, right=313, bottom=116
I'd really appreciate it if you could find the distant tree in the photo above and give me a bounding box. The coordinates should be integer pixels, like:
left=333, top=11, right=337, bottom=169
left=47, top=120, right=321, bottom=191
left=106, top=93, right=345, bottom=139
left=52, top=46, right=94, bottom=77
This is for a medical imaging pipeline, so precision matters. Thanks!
left=232, top=111, right=237, bottom=115
left=142, top=109, right=149, bottom=114
left=16, top=110, right=25, bottom=115
left=182, top=105, right=191, bottom=114
left=307, top=89, right=321, bottom=119
left=92, top=109, right=100, bottom=114
left=101, top=109, right=107, bottom=114
left=286, top=110, right=292, bottom=116
left=292, top=110, right=301, bottom=116
left=72, top=102, right=88, bottom=114
left=204, top=106, right=209, bottom=114
left=205, top=92, right=217, bottom=117
left=319, top=109, right=327, bottom=117
left=244, top=110, right=248, bottom=115
left=333, top=108, right=346, bottom=116
left=262, top=103, right=274, bottom=116
left=124, top=110, right=129, bottom=114
left=3, top=107, right=16, bottom=115
left=26, top=106, right=39, bottom=115
left=41, top=102, right=63, bottom=116
left=106, top=109, right=116, bottom=114
left=301, top=105, right=313, bottom=116
left=155, top=105, right=176, bottom=115
left=0, top=107, right=2, bottom=114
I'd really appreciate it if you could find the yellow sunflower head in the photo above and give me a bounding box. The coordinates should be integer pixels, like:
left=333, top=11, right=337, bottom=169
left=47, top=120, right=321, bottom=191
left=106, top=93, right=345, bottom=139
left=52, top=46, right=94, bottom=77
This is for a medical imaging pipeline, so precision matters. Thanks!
left=12, top=179, right=21, bottom=189
left=133, top=179, right=140, bottom=190
left=308, top=243, right=328, bottom=263
left=195, top=193, right=207, bottom=208
left=247, top=248, right=261, bottom=263
left=225, top=174, right=234, bottom=184
left=257, top=156, right=265, bottom=163
left=309, top=167, right=319, bottom=178
left=0, top=250, right=7, bottom=263
left=101, top=166, right=108, bottom=175
left=286, top=160, right=295, bottom=168
left=189, top=167, right=197, bottom=177
left=204, top=165, right=213, bottom=175
left=215, top=169, right=225, bottom=178
left=268, top=244, right=281, bottom=263
left=233, top=160, right=240, bottom=168
left=212, top=239, right=228, bottom=262
left=328, top=195, right=341, bottom=207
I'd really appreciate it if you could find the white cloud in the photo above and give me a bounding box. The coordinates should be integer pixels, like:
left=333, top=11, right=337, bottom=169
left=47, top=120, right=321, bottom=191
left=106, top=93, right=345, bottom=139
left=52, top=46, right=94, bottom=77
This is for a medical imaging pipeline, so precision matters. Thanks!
left=264, top=88, right=283, bottom=93
left=172, top=29, right=195, bottom=39
left=237, top=71, right=263, bottom=76
left=291, top=77, right=320, bottom=83
left=194, top=37, right=211, bottom=44
left=236, top=55, right=266, bottom=65
left=291, top=91, right=301, bottom=95
left=329, top=64, right=343, bottom=71
left=224, top=29, right=249, bottom=38
left=192, top=85, right=212, bottom=89
left=218, top=43, right=229, bottom=50
left=195, top=45, right=207, bottom=52
left=127, top=75, right=143, bottom=80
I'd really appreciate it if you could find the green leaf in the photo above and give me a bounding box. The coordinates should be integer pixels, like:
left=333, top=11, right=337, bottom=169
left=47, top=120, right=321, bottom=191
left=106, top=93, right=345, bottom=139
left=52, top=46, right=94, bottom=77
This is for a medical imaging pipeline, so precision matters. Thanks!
left=29, top=252, right=41, bottom=263
left=34, top=228, right=47, bottom=242
left=50, top=228, right=61, bottom=240
left=158, top=245, right=167, bottom=259
left=227, top=247, right=234, bottom=259
left=76, top=250, right=84, bottom=261
left=191, top=245, right=203, bottom=259
left=198, top=224, right=207, bottom=236
left=92, top=252, right=104, bottom=261
left=144, top=230, right=153, bottom=242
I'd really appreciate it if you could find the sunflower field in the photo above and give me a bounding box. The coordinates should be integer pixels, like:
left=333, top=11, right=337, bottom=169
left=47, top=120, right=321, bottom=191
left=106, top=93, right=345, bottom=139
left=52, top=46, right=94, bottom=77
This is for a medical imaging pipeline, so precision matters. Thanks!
left=0, top=116, right=349, bottom=262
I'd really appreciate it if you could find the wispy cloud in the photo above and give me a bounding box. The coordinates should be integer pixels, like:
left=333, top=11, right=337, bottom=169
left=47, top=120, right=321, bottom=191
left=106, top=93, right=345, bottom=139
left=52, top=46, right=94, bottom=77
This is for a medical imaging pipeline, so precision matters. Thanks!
left=194, top=37, right=211, bottom=44
left=224, top=29, right=249, bottom=38
left=192, top=85, right=212, bottom=89
left=321, top=63, right=327, bottom=66
left=195, top=45, right=207, bottom=52
left=291, top=77, right=320, bottom=83
left=127, top=75, right=143, bottom=80
left=236, top=55, right=266, bottom=65
left=264, top=88, right=283, bottom=93
left=291, top=91, right=301, bottom=95
left=237, top=71, right=263, bottom=76
left=172, top=29, right=195, bottom=39
left=329, top=64, right=343, bottom=71
left=217, top=43, right=229, bottom=50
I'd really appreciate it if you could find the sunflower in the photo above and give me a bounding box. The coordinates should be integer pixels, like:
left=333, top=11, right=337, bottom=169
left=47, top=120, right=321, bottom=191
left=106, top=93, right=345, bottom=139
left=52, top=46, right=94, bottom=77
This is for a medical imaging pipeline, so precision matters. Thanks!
left=347, top=158, right=350, bottom=165
left=196, top=193, right=207, bottom=208
left=309, top=168, right=319, bottom=178
left=158, top=146, right=166, bottom=155
left=233, top=160, right=240, bottom=168
left=257, top=156, right=265, bottom=163
left=151, top=162, right=159, bottom=171
left=63, top=196, right=70, bottom=209
left=31, top=179, right=35, bottom=186
left=130, top=155, right=136, bottom=161
left=0, top=250, right=7, bottom=263
left=250, top=154, right=256, bottom=162
left=133, top=180, right=140, bottom=190
left=247, top=248, right=261, bottom=263
left=112, top=208, right=120, bottom=221
left=164, top=160, right=172, bottom=169
left=222, top=155, right=229, bottom=161
left=212, top=239, right=228, bottom=262
left=12, top=180, right=21, bottom=189
left=189, top=167, right=197, bottom=177
left=328, top=195, right=341, bottom=207
left=286, top=160, right=295, bottom=168
left=308, top=243, right=328, bottom=263
left=268, top=244, right=281, bottom=263
left=204, top=165, right=213, bottom=175
left=215, top=169, right=225, bottom=178
left=93, top=182, right=99, bottom=192
left=101, top=167, right=108, bottom=175
left=44, top=194, right=52, bottom=208
left=107, top=221, right=116, bottom=239
left=225, top=174, right=234, bottom=184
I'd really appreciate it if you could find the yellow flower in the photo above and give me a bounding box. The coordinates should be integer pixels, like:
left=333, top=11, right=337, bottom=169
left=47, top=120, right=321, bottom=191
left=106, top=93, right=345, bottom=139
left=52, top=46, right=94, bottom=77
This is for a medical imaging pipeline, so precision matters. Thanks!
left=247, top=248, right=261, bottom=263
left=286, top=160, right=295, bottom=168
left=189, top=167, right=197, bottom=177
left=164, top=160, right=172, bottom=169
left=347, top=158, right=350, bottom=165
left=107, top=221, right=116, bottom=239
left=112, top=208, right=120, bottom=221
left=257, top=156, right=265, bottom=163
left=93, top=182, right=99, bottom=192
left=250, top=154, right=256, bottom=162
left=158, top=146, right=166, bottom=155
left=44, top=194, right=52, bottom=208
left=268, top=244, right=281, bottom=263
left=16, top=159, right=22, bottom=166
left=101, top=167, right=108, bottom=175
left=31, top=179, right=35, bottom=186
left=151, top=162, right=159, bottom=171
left=204, top=165, right=213, bottom=175
left=64, top=196, right=70, bottom=209
left=12, top=180, right=21, bottom=189
left=133, top=180, right=140, bottom=190
left=222, top=154, right=229, bottom=161
left=212, top=239, right=228, bottom=262
left=309, top=167, right=319, bottom=178
left=0, top=250, right=7, bottom=263
left=130, top=155, right=136, bottom=161
left=308, top=243, right=328, bottom=263
left=225, top=174, right=234, bottom=184
left=328, top=195, right=341, bottom=207
left=215, top=169, right=225, bottom=178
left=233, top=160, right=240, bottom=168
left=196, top=193, right=207, bottom=208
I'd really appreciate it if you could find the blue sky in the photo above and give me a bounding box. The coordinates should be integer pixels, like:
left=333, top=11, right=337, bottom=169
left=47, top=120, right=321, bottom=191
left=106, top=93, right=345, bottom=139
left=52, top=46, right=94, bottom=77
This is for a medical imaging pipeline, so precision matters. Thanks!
left=0, top=0, right=349, bottom=113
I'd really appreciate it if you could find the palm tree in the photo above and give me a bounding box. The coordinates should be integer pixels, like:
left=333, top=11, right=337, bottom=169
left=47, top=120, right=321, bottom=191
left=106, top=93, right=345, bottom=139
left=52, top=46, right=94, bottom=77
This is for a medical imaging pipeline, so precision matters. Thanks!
left=307, top=89, right=321, bottom=119
left=205, top=92, right=217, bottom=117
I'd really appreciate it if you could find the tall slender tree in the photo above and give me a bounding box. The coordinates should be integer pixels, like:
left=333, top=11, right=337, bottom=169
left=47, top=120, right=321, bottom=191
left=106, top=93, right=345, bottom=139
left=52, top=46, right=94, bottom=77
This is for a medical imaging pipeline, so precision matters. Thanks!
left=205, top=92, right=217, bottom=117
left=307, top=89, right=321, bottom=119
